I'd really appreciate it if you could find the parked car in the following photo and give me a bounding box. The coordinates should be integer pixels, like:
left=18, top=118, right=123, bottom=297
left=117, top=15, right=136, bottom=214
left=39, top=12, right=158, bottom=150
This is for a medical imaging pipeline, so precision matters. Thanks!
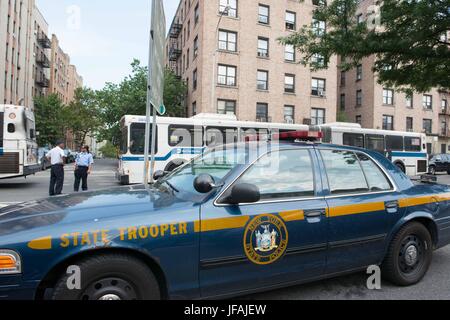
left=1, top=133, right=450, bottom=300
left=64, top=149, right=76, bottom=163
left=37, top=147, right=51, bottom=170
left=428, top=154, right=450, bottom=175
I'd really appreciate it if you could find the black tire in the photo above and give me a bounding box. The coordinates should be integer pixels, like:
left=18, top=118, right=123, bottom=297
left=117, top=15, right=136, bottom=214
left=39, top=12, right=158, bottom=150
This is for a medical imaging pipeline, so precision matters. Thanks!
left=395, top=163, right=405, bottom=174
left=429, top=166, right=436, bottom=175
left=51, top=253, right=161, bottom=300
left=382, top=222, right=433, bottom=286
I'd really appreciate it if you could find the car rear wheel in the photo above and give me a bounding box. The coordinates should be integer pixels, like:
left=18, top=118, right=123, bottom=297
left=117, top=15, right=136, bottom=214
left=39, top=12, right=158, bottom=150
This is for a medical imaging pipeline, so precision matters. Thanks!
left=395, top=163, right=405, bottom=174
left=51, top=253, right=161, bottom=300
left=382, top=222, right=432, bottom=286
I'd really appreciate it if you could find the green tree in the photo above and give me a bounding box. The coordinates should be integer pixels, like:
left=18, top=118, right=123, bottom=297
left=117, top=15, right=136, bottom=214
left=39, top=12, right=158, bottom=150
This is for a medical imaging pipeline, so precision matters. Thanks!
left=280, top=0, right=450, bottom=92
left=96, top=60, right=187, bottom=147
left=98, top=141, right=118, bottom=158
left=164, top=68, right=187, bottom=117
left=34, top=94, right=66, bottom=146
left=65, top=87, right=102, bottom=148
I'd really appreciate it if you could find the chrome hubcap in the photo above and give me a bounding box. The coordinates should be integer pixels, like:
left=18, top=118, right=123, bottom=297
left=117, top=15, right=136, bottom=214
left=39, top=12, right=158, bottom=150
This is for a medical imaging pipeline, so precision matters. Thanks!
left=405, top=245, right=418, bottom=266
left=98, top=294, right=121, bottom=301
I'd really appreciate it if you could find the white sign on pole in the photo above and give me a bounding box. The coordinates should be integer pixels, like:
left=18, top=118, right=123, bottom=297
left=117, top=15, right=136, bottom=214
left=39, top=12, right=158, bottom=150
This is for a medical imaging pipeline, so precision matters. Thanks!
left=144, top=0, right=166, bottom=186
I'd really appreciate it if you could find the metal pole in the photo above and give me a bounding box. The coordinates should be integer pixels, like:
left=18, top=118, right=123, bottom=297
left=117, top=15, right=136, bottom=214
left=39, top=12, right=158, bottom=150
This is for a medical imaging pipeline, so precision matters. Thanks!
left=143, top=0, right=156, bottom=187
left=210, top=7, right=230, bottom=113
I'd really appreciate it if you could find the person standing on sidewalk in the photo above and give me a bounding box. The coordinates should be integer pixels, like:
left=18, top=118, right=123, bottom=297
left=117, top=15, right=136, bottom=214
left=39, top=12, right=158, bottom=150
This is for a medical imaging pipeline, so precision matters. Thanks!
left=46, top=140, right=66, bottom=196
left=74, top=145, right=94, bottom=192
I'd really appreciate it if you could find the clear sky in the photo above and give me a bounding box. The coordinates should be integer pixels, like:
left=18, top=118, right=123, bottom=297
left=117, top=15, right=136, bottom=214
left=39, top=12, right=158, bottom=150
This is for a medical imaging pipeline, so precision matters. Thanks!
left=36, top=0, right=179, bottom=90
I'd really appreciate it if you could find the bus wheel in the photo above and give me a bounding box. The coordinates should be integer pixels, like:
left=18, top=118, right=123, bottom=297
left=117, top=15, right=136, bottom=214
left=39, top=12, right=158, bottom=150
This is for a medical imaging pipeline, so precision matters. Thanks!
left=395, top=163, right=405, bottom=174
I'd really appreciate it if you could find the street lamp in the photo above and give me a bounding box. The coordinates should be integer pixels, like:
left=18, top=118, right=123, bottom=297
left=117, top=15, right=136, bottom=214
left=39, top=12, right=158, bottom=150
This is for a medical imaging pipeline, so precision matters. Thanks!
left=210, top=5, right=230, bottom=114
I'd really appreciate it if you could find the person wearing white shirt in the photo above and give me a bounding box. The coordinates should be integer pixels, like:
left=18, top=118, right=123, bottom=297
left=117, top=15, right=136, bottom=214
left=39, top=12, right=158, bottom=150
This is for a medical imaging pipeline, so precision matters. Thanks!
left=46, top=140, right=66, bottom=196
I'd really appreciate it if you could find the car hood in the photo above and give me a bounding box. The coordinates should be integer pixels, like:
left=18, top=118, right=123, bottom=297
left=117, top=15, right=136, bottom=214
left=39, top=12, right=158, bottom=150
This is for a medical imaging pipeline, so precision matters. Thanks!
left=0, top=185, right=196, bottom=238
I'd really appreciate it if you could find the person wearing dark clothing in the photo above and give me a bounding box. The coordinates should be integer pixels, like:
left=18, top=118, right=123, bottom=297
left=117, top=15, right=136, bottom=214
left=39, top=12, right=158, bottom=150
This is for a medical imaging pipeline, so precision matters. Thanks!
left=74, top=145, right=94, bottom=192
left=46, top=140, right=66, bottom=196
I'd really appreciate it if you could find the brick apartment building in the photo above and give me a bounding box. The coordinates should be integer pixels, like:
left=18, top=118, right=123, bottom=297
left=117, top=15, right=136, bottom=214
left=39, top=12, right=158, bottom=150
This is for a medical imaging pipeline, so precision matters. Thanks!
left=165, top=0, right=337, bottom=125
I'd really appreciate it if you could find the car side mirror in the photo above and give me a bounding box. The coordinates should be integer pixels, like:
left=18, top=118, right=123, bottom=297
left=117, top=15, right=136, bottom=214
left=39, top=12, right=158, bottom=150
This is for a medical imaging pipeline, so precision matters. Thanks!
left=153, top=170, right=166, bottom=181
left=223, top=183, right=261, bottom=205
left=193, top=174, right=218, bottom=194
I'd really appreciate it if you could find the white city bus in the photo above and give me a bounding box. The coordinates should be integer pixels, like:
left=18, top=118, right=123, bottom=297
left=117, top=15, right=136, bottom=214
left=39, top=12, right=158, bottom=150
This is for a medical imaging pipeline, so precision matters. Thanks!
left=117, top=113, right=309, bottom=185
left=315, top=123, right=428, bottom=176
left=0, top=105, right=40, bottom=179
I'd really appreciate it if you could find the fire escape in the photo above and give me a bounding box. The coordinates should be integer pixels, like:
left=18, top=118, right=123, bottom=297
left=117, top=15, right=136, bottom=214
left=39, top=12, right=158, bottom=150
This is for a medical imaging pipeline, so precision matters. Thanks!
left=168, top=22, right=182, bottom=77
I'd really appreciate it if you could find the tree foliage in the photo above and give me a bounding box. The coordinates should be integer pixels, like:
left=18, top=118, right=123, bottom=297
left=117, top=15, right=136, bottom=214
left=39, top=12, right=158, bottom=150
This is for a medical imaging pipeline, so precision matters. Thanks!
left=34, top=94, right=66, bottom=146
left=280, top=0, right=450, bottom=92
left=65, top=87, right=102, bottom=148
left=96, top=60, right=187, bottom=147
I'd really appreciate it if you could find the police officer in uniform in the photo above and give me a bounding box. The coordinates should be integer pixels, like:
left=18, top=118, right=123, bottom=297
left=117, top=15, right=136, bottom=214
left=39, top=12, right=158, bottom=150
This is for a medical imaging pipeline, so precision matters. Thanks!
left=46, top=140, right=66, bottom=196
left=74, top=145, right=94, bottom=192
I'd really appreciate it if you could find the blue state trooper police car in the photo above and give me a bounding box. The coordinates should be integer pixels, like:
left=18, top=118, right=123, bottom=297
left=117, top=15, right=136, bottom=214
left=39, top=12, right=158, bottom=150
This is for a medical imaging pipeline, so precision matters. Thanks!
left=1, top=130, right=450, bottom=300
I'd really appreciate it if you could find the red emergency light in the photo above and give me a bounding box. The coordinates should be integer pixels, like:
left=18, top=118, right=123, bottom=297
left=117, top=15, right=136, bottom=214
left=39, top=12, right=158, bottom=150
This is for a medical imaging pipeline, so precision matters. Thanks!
left=272, top=130, right=323, bottom=141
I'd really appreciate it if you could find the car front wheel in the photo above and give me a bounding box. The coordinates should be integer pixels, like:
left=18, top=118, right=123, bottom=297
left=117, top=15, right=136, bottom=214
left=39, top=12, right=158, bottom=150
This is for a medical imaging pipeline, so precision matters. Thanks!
left=51, top=253, right=161, bottom=300
left=382, top=222, right=433, bottom=286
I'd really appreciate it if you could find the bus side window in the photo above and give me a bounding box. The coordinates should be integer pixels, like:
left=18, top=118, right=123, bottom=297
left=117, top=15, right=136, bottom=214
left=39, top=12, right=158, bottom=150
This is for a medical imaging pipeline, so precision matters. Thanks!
left=343, top=133, right=364, bottom=148
left=386, top=135, right=404, bottom=151
left=206, top=127, right=238, bottom=146
left=366, top=134, right=385, bottom=154
left=405, top=137, right=421, bottom=152
left=168, top=125, right=203, bottom=147
left=241, top=128, right=269, bottom=141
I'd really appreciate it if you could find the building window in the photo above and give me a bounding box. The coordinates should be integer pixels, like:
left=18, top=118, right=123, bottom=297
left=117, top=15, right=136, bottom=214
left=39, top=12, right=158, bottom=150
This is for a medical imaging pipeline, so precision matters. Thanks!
left=284, top=105, right=295, bottom=123
left=311, top=108, right=325, bottom=125
left=194, top=3, right=200, bottom=24
left=193, top=36, right=199, bottom=58
left=218, top=99, right=236, bottom=115
left=219, top=0, right=237, bottom=18
left=258, top=4, right=270, bottom=24
left=442, top=99, right=448, bottom=113
left=406, top=117, right=413, bottom=132
left=312, top=19, right=326, bottom=36
left=284, top=74, right=295, bottom=93
left=356, top=14, right=364, bottom=24
left=423, top=119, right=432, bottom=134
left=193, top=69, right=198, bottom=90
left=312, top=53, right=325, bottom=67
left=217, top=64, right=236, bottom=86
left=356, top=90, right=362, bottom=107
left=340, top=71, right=346, bottom=86
left=257, top=37, right=269, bottom=57
left=285, top=11, right=296, bottom=30
left=356, top=115, right=362, bottom=125
left=356, top=64, right=363, bottom=81
left=192, top=101, right=197, bottom=116
left=218, top=30, right=237, bottom=52
left=340, top=94, right=346, bottom=110
left=257, top=70, right=268, bottom=90
left=382, top=115, right=394, bottom=131
left=311, top=78, right=326, bottom=96
left=383, top=89, right=394, bottom=105
left=423, top=95, right=433, bottom=110
left=256, top=103, right=269, bottom=122
left=285, top=44, right=295, bottom=62
left=406, top=94, right=413, bottom=108
left=313, top=0, right=327, bottom=6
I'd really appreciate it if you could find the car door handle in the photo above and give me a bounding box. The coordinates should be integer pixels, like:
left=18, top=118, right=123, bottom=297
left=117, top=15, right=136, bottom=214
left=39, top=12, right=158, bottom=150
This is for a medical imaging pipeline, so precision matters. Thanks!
left=385, top=201, right=399, bottom=213
left=304, top=209, right=326, bottom=218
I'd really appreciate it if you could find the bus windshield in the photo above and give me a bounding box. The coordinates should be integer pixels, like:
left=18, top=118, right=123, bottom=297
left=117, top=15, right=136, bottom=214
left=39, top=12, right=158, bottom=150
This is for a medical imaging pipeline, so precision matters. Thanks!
left=158, top=146, right=249, bottom=194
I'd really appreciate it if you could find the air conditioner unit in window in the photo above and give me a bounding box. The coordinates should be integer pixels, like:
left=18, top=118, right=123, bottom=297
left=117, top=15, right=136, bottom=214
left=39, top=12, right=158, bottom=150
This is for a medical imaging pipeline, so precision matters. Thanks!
left=318, top=90, right=326, bottom=97
left=258, top=51, right=268, bottom=58
left=286, top=119, right=294, bottom=124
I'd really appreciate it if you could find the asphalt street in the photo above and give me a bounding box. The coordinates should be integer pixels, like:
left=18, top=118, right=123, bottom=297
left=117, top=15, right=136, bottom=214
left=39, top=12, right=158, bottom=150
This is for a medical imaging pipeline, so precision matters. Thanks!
left=1, top=161, right=450, bottom=300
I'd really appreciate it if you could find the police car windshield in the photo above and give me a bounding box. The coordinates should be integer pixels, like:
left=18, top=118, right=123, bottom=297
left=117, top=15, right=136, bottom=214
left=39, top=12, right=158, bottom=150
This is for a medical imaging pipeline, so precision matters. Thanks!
left=161, top=146, right=249, bottom=194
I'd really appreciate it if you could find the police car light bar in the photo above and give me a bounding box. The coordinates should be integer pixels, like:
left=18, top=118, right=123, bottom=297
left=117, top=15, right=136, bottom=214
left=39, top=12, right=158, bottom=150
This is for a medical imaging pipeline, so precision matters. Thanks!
left=272, top=130, right=323, bottom=141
